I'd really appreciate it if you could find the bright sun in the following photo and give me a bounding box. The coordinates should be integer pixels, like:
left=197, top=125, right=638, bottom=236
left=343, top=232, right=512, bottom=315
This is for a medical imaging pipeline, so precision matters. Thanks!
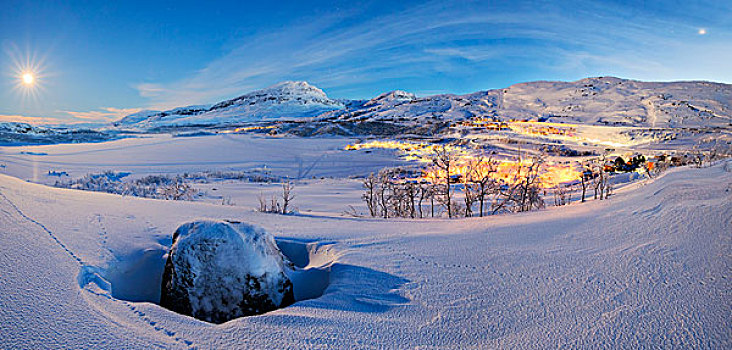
left=9, top=50, right=47, bottom=101
left=22, top=72, right=35, bottom=86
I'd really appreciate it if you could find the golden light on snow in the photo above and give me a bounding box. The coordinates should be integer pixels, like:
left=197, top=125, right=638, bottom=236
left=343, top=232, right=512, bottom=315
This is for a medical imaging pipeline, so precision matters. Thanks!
left=698, top=28, right=707, bottom=35
left=21, top=72, right=35, bottom=86
left=345, top=139, right=583, bottom=188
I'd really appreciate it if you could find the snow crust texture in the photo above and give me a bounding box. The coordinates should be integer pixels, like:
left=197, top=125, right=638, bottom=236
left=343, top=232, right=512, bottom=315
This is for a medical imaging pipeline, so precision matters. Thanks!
left=160, top=220, right=294, bottom=323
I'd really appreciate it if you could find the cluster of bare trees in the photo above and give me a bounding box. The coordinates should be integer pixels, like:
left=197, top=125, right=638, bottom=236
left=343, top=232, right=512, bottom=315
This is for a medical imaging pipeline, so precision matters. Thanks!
left=553, top=183, right=572, bottom=206
left=362, top=169, right=434, bottom=218
left=257, top=182, right=295, bottom=214
left=555, top=159, right=612, bottom=206
left=588, top=158, right=612, bottom=201
left=488, top=153, right=545, bottom=214
left=360, top=140, right=732, bottom=219
left=361, top=146, right=548, bottom=219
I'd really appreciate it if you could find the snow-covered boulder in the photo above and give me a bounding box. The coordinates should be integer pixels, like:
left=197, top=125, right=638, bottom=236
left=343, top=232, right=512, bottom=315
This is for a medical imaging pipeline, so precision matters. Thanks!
left=160, top=220, right=294, bottom=323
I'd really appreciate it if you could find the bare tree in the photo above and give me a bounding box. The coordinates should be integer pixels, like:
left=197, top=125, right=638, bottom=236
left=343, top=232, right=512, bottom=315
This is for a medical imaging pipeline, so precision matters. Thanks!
left=361, top=168, right=432, bottom=219
left=430, top=183, right=437, bottom=217
left=515, top=153, right=545, bottom=212
left=490, top=152, right=545, bottom=214
left=553, top=184, right=567, bottom=206
left=257, top=192, right=269, bottom=212
left=281, top=181, right=295, bottom=214
left=431, top=145, right=459, bottom=218
left=422, top=171, right=440, bottom=218
left=579, top=164, right=590, bottom=202
left=362, top=173, right=378, bottom=217
left=591, top=155, right=608, bottom=200
left=404, top=181, right=418, bottom=218
left=256, top=182, right=295, bottom=214
left=417, top=181, right=429, bottom=218
left=462, top=157, right=495, bottom=217
left=378, top=169, right=392, bottom=218
left=469, top=157, right=498, bottom=217
left=270, top=195, right=279, bottom=213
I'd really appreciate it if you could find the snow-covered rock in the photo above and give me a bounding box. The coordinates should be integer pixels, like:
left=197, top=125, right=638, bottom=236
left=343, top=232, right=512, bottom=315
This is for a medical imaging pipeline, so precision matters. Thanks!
left=160, top=220, right=294, bottom=323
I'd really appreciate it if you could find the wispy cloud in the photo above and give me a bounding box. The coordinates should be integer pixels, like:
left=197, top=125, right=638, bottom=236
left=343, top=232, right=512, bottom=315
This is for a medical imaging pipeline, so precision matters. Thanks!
left=136, top=0, right=732, bottom=108
left=0, top=114, right=64, bottom=125
left=59, top=107, right=142, bottom=122
left=0, top=107, right=142, bottom=126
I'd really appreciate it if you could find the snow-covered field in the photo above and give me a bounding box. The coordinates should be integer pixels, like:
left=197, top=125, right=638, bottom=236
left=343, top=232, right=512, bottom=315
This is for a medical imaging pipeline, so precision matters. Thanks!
left=0, top=134, right=405, bottom=182
left=0, top=134, right=409, bottom=213
left=1, top=149, right=730, bottom=348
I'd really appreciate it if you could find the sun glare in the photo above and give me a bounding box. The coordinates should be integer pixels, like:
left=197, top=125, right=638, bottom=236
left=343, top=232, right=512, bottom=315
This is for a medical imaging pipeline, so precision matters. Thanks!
left=7, top=46, right=50, bottom=104
left=22, top=72, right=34, bottom=85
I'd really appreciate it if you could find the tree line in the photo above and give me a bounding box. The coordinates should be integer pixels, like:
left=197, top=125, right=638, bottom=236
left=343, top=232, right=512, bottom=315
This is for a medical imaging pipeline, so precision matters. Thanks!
left=361, top=145, right=550, bottom=219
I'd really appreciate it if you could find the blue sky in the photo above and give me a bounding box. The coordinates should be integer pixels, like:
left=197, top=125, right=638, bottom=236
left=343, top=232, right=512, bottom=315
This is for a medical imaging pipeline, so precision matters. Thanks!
left=1, top=0, right=730, bottom=124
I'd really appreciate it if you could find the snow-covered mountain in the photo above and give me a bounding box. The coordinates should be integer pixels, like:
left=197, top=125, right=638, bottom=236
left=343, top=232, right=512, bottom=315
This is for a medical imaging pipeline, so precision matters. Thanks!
left=115, top=81, right=344, bottom=127
left=320, top=77, right=731, bottom=129
left=117, top=77, right=731, bottom=130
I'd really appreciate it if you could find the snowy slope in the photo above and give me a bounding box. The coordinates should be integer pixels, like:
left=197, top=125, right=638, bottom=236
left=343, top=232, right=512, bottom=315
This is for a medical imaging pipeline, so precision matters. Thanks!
left=114, top=106, right=211, bottom=126
left=499, top=77, right=731, bottom=127
left=116, top=82, right=344, bottom=127
left=1, top=162, right=729, bottom=348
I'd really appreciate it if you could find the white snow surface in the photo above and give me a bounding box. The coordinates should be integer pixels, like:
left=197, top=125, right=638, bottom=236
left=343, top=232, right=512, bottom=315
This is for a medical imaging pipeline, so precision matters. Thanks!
left=0, top=161, right=730, bottom=348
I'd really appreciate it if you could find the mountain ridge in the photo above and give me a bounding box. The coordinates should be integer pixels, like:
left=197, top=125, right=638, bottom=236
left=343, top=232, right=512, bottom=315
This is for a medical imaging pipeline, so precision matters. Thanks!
left=116, top=77, right=732, bottom=130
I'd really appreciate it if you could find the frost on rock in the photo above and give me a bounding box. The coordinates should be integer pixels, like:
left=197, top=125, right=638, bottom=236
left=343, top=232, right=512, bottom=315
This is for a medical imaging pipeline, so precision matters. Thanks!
left=160, top=220, right=294, bottom=323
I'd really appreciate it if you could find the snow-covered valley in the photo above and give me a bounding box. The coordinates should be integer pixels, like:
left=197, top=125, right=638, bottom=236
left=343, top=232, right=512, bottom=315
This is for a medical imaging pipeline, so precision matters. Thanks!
left=1, top=156, right=730, bottom=348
